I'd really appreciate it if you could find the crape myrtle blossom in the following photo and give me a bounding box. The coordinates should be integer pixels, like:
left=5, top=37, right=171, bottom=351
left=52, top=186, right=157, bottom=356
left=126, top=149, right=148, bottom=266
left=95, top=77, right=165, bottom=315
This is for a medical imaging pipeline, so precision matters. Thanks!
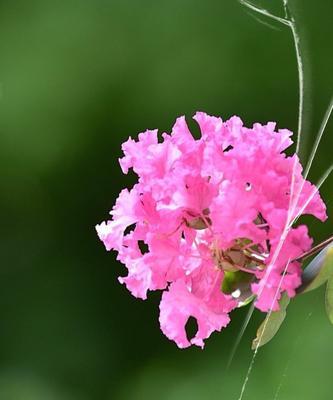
left=96, top=112, right=327, bottom=348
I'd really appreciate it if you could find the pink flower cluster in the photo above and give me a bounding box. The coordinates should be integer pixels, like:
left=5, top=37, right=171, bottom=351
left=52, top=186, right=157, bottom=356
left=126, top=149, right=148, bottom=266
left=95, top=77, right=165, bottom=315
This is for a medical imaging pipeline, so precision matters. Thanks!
left=96, top=113, right=327, bottom=348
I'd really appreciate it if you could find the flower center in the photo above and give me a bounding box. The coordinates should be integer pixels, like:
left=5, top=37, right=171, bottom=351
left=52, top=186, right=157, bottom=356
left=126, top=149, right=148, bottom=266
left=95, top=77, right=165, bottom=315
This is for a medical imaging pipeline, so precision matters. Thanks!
left=212, top=238, right=267, bottom=274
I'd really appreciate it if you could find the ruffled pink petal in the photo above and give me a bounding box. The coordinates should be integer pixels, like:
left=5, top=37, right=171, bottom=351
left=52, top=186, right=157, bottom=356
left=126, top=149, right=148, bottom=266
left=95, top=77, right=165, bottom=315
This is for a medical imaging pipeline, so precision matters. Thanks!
left=96, top=188, right=139, bottom=250
left=159, top=279, right=231, bottom=348
left=97, top=112, right=328, bottom=347
left=119, top=129, right=158, bottom=174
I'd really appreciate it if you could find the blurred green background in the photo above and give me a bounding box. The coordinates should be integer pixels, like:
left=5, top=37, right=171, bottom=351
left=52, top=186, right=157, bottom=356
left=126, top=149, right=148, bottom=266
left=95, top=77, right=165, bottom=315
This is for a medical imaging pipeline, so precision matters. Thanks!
left=0, top=0, right=332, bottom=399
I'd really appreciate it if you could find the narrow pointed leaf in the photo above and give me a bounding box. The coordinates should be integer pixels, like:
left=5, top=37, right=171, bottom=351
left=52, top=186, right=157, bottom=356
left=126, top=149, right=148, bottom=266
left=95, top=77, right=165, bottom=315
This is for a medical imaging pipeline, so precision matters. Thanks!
left=325, top=276, right=333, bottom=324
left=298, top=245, right=333, bottom=294
left=252, top=294, right=290, bottom=350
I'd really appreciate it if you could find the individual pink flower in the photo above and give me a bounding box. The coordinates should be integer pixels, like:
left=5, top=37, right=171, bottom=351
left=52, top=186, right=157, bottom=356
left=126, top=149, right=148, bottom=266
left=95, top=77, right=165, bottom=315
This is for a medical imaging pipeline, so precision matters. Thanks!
left=96, top=112, right=327, bottom=348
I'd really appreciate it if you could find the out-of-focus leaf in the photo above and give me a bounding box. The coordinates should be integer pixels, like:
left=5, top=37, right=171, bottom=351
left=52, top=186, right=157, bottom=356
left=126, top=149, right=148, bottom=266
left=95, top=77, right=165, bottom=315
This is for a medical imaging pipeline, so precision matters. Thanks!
left=252, top=294, right=290, bottom=350
left=298, top=245, right=333, bottom=294
left=325, top=276, right=333, bottom=324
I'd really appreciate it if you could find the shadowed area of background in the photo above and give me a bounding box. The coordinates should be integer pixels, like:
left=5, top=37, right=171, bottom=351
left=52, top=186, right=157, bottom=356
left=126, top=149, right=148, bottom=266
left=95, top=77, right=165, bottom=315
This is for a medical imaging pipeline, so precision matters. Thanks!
left=0, top=0, right=332, bottom=399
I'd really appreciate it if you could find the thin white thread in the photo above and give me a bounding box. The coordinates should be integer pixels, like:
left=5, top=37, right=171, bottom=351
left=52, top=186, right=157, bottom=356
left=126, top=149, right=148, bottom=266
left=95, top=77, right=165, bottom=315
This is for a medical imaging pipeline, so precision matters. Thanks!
left=239, top=0, right=289, bottom=26
left=291, top=17, right=304, bottom=155
left=235, top=1, right=315, bottom=398
left=285, top=97, right=333, bottom=238
left=246, top=12, right=281, bottom=31
left=290, top=164, right=333, bottom=226
left=272, top=311, right=312, bottom=400
left=229, top=1, right=296, bottom=375
left=226, top=302, right=255, bottom=370
left=303, top=98, right=333, bottom=180
left=237, top=260, right=291, bottom=400
left=235, top=3, right=332, bottom=399
left=235, top=143, right=333, bottom=400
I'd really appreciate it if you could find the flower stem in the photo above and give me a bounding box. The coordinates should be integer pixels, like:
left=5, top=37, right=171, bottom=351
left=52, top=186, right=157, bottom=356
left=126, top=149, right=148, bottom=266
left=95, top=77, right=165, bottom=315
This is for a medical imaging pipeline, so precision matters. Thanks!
left=293, top=234, right=333, bottom=262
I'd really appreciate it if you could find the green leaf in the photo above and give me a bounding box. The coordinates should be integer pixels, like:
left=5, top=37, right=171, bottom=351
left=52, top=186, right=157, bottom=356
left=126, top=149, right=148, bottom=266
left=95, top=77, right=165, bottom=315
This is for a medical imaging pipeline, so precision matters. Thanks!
left=251, top=294, right=290, bottom=350
left=221, top=270, right=255, bottom=307
left=221, top=270, right=251, bottom=294
left=298, top=245, right=333, bottom=294
left=325, top=276, right=333, bottom=324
